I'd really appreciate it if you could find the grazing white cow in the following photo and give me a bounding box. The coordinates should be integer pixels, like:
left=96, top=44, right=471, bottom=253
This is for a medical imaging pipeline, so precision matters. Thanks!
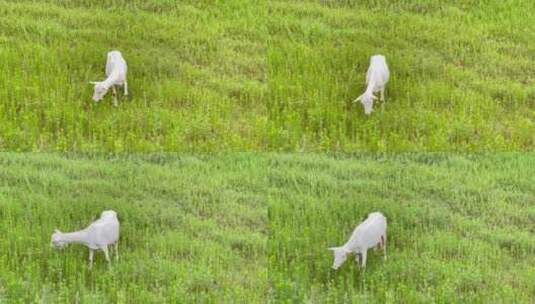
left=353, top=55, right=390, bottom=115
left=90, top=50, right=128, bottom=106
left=328, top=212, right=387, bottom=270
left=51, top=210, right=120, bottom=269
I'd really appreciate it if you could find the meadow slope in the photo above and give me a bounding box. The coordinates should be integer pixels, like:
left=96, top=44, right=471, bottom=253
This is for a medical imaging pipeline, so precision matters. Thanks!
left=0, top=0, right=267, bottom=151
left=269, top=154, right=535, bottom=303
left=0, top=154, right=266, bottom=303
left=268, top=1, right=535, bottom=151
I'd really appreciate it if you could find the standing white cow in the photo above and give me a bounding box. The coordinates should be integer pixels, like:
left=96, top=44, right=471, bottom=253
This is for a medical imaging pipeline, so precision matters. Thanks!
left=51, top=210, right=120, bottom=269
left=328, top=212, right=387, bottom=270
left=90, top=50, right=128, bottom=106
left=353, top=55, right=390, bottom=115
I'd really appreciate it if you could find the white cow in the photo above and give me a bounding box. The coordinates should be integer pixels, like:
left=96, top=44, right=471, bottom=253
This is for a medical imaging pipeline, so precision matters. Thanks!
left=328, top=212, right=387, bottom=270
left=51, top=210, right=120, bottom=269
left=353, top=55, right=390, bottom=115
left=90, top=50, right=128, bottom=106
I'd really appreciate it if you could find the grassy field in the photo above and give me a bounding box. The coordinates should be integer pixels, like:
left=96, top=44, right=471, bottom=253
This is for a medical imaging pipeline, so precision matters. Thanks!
left=3, top=1, right=534, bottom=152
left=0, top=0, right=267, bottom=151
left=269, top=154, right=535, bottom=303
left=268, top=1, right=535, bottom=151
left=1, top=153, right=534, bottom=303
left=0, top=154, right=266, bottom=303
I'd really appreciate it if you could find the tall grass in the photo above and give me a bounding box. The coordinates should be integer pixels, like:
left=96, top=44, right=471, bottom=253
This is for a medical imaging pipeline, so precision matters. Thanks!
left=2, top=1, right=534, bottom=151
left=268, top=154, right=535, bottom=302
left=1, top=153, right=534, bottom=302
left=0, top=0, right=267, bottom=151
left=267, top=1, right=535, bottom=151
left=0, top=153, right=267, bottom=302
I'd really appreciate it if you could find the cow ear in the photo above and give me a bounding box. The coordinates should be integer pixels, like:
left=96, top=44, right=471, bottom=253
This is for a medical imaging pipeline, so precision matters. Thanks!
left=54, top=229, right=61, bottom=234
left=328, top=247, right=337, bottom=251
left=89, top=81, right=100, bottom=85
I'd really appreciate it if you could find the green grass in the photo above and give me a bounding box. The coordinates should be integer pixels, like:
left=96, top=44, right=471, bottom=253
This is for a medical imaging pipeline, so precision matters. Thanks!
left=269, top=154, right=535, bottom=303
left=0, top=0, right=267, bottom=151
left=267, top=1, right=535, bottom=151
left=3, top=1, right=535, bottom=152
left=1, top=153, right=534, bottom=302
left=0, top=153, right=266, bottom=303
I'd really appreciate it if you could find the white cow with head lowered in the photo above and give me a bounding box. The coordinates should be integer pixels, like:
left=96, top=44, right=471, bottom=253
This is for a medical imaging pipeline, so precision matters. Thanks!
left=353, top=55, right=390, bottom=115
left=328, top=212, right=387, bottom=270
left=51, top=210, right=120, bottom=269
left=90, top=50, right=128, bottom=106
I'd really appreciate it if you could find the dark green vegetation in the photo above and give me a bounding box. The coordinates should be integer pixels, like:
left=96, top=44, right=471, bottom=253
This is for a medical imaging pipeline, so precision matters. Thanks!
left=0, top=154, right=266, bottom=302
left=268, top=1, right=535, bottom=151
left=269, top=154, right=535, bottom=302
left=0, top=0, right=267, bottom=151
